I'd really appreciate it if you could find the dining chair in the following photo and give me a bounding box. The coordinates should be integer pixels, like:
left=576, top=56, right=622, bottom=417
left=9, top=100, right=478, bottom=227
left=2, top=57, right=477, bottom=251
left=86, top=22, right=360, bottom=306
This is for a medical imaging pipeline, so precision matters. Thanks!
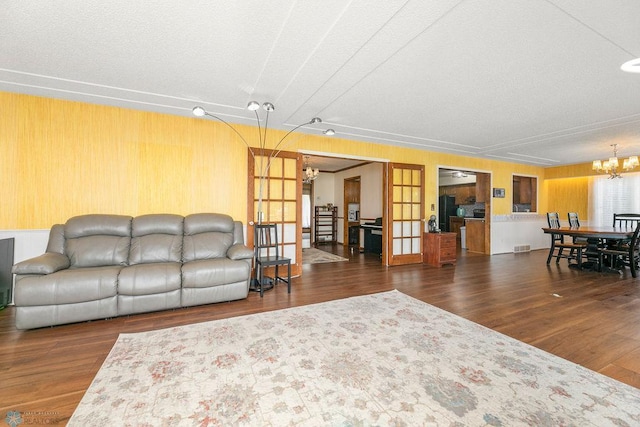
left=599, top=222, right=640, bottom=278
left=567, top=212, right=590, bottom=262
left=611, top=213, right=640, bottom=250
left=567, top=212, right=588, bottom=242
left=253, top=224, right=291, bottom=297
left=613, top=213, right=640, bottom=228
left=546, top=212, right=584, bottom=266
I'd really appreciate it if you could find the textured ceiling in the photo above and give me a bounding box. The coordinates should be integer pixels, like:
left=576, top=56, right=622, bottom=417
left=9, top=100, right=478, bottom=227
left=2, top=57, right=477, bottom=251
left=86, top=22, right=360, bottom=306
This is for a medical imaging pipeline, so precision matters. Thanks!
left=2, top=0, right=640, bottom=169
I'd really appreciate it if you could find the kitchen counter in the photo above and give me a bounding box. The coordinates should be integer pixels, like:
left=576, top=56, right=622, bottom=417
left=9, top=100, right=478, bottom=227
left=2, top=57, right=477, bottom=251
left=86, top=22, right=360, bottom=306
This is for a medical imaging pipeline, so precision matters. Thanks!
left=465, top=218, right=486, bottom=253
left=449, top=216, right=464, bottom=238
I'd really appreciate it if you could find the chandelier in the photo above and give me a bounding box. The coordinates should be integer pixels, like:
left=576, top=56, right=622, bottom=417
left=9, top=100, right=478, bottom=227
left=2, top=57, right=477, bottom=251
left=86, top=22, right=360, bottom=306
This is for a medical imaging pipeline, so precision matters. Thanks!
left=592, top=144, right=639, bottom=179
left=192, top=102, right=332, bottom=222
left=303, top=156, right=319, bottom=184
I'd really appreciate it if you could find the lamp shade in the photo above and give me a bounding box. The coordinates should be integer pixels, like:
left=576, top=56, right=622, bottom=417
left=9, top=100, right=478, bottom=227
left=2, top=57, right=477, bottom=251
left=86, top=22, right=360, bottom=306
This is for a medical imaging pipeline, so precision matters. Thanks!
left=192, top=106, right=206, bottom=117
left=621, top=58, right=640, bottom=73
left=593, top=144, right=637, bottom=178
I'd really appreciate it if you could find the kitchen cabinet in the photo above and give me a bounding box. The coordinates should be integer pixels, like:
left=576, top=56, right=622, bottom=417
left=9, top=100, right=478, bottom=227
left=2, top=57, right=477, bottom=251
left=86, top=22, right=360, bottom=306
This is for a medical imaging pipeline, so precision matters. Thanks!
left=454, top=185, right=474, bottom=205
left=513, top=176, right=531, bottom=203
left=449, top=216, right=464, bottom=240
left=465, top=219, right=485, bottom=253
left=423, top=232, right=457, bottom=267
left=512, top=176, right=537, bottom=211
left=476, top=174, right=488, bottom=203
left=440, top=184, right=476, bottom=204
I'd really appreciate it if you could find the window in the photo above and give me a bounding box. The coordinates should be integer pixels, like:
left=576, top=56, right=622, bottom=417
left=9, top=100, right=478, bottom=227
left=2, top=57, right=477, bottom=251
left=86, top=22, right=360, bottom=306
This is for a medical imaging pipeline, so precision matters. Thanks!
left=512, top=175, right=537, bottom=213
left=588, top=172, right=640, bottom=226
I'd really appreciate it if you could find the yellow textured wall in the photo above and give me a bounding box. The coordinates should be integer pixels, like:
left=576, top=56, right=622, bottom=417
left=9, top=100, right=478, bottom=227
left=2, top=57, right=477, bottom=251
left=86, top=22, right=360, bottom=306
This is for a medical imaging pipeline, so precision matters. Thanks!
left=3, top=92, right=251, bottom=228
left=543, top=177, right=589, bottom=221
left=3, top=91, right=557, bottom=229
left=543, top=162, right=634, bottom=222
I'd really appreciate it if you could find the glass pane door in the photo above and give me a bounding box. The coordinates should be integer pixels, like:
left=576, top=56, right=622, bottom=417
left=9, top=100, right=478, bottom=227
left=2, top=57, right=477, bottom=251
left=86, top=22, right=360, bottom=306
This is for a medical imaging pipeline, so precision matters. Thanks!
left=387, top=162, right=424, bottom=266
left=248, top=150, right=301, bottom=275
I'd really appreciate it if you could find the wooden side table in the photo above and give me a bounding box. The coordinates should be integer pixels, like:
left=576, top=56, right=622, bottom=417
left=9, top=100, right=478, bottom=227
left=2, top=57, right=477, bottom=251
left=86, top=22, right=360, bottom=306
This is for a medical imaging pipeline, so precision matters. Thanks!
left=423, top=232, right=457, bottom=267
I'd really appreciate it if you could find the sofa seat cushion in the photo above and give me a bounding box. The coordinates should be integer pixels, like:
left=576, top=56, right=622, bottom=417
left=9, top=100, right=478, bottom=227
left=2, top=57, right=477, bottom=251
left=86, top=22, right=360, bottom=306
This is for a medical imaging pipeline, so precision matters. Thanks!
left=14, top=266, right=121, bottom=306
left=182, top=258, right=250, bottom=289
left=16, top=297, right=118, bottom=330
left=118, top=262, right=182, bottom=296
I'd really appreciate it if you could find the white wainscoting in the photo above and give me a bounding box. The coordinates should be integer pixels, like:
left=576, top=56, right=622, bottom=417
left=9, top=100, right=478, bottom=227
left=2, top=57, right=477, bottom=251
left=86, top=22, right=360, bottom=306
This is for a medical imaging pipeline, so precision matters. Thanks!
left=490, top=214, right=550, bottom=255
left=0, top=229, right=50, bottom=263
left=0, top=229, right=50, bottom=306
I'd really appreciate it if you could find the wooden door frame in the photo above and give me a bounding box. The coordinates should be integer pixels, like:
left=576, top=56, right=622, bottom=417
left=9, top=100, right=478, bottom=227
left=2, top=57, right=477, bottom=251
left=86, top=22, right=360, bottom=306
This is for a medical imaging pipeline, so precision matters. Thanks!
left=385, top=162, right=425, bottom=266
left=247, top=149, right=303, bottom=277
left=436, top=166, right=492, bottom=254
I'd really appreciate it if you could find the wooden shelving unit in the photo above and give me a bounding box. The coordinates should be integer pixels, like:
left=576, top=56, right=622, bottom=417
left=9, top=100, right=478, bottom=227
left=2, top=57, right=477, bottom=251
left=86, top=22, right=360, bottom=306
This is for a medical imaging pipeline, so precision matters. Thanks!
left=314, top=206, right=337, bottom=245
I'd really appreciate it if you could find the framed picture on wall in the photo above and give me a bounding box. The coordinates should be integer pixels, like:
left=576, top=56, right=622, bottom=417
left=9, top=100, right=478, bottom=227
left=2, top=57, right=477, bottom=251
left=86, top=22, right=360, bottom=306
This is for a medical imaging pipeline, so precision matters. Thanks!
left=493, top=187, right=505, bottom=198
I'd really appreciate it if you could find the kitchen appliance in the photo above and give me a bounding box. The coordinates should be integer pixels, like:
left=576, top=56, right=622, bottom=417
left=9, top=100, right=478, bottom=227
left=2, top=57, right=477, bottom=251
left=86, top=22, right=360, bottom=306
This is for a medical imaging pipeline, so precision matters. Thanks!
left=473, top=208, right=485, bottom=218
left=347, top=203, right=360, bottom=222
left=438, top=195, right=458, bottom=232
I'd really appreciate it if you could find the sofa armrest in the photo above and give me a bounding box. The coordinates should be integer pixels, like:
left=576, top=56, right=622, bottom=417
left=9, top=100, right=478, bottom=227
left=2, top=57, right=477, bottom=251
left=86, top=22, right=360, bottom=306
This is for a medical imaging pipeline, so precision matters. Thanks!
left=12, top=252, right=71, bottom=275
left=227, top=244, right=254, bottom=261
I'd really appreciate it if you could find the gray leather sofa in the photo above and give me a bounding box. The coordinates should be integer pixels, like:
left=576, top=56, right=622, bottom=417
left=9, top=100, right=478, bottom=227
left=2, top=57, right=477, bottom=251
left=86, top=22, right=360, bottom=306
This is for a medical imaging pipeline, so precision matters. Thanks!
left=12, top=213, right=254, bottom=329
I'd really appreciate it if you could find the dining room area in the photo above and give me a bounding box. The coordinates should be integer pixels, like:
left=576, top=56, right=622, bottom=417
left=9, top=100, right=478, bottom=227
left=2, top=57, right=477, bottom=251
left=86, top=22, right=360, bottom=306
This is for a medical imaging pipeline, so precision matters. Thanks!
left=543, top=212, right=640, bottom=278
left=541, top=151, right=640, bottom=279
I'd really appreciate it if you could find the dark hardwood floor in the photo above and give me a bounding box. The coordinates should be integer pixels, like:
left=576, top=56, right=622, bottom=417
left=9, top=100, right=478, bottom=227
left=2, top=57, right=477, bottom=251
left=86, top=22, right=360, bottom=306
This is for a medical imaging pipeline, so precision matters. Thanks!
left=1, top=245, right=640, bottom=424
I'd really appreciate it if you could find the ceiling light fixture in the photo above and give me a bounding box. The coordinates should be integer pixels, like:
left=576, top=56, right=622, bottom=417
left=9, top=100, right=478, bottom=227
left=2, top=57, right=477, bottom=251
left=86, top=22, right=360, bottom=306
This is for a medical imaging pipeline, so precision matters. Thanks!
left=303, top=156, right=319, bottom=184
left=451, top=171, right=467, bottom=178
left=192, top=102, right=332, bottom=223
left=592, top=143, right=639, bottom=179
left=621, top=58, right=640, bottom=73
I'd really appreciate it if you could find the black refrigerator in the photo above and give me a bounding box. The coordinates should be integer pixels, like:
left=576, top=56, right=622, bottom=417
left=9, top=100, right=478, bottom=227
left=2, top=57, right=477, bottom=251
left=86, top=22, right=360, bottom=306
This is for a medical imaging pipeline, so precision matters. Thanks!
left=438, top=195, right=458, bottom=232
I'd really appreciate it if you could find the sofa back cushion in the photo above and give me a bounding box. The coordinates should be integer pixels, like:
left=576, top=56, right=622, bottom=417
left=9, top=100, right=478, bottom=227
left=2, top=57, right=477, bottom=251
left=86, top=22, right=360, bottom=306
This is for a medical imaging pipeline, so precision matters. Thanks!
left=183, top=213, right=234, bottom=262
left=46, top=224, right=66, bottom=255
left=232, top=221, right=245, bottom=245
left=129, top=214, right=184, bottom=265
left=65, top=214, right=132, bottom=268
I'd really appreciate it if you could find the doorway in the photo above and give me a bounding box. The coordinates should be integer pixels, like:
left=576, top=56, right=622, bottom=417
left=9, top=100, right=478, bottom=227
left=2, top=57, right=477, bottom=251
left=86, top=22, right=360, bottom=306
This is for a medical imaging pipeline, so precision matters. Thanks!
left=437, top=167, right=491, bottom=254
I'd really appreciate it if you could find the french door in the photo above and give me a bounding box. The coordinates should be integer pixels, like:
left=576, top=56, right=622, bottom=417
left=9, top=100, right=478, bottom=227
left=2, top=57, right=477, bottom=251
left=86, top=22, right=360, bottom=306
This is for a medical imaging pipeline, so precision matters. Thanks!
left=386, top=162, right=425, bottom=266
left=248, top=149, right=302, bottom=276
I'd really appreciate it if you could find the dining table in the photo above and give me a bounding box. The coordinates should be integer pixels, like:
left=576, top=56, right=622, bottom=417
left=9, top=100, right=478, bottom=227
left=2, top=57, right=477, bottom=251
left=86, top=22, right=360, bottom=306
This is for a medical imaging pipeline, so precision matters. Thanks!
left=541, top=225, right=636, bottom=272
left=542, top=226, right=636, bottom=241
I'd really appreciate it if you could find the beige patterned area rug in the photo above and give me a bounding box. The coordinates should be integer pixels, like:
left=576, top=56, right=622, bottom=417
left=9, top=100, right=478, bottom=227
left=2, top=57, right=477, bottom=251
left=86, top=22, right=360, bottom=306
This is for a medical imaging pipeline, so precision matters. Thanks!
left=69, top=290, right=640, bottom=426
left=301, top=247, right=348, bottom=264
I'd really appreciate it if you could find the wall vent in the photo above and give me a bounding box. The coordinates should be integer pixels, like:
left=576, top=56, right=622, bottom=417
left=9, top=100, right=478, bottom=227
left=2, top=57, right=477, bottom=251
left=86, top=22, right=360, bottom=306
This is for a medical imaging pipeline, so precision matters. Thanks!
left=514, top=245, right=531, bottom=253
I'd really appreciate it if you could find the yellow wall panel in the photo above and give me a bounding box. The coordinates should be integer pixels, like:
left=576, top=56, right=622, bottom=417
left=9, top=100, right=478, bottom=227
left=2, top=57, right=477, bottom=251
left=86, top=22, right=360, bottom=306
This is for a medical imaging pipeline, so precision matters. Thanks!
left=137, top=142, right=192, bottom=214
left=545, top=163, right=598, bottom=180
left=1, top=93, right=19, bottom=227
left=3, top=93, right=250, bottom=228
left=2, top=91, right=606, bottom=230
left=543, top=177, right=590, bottom=221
